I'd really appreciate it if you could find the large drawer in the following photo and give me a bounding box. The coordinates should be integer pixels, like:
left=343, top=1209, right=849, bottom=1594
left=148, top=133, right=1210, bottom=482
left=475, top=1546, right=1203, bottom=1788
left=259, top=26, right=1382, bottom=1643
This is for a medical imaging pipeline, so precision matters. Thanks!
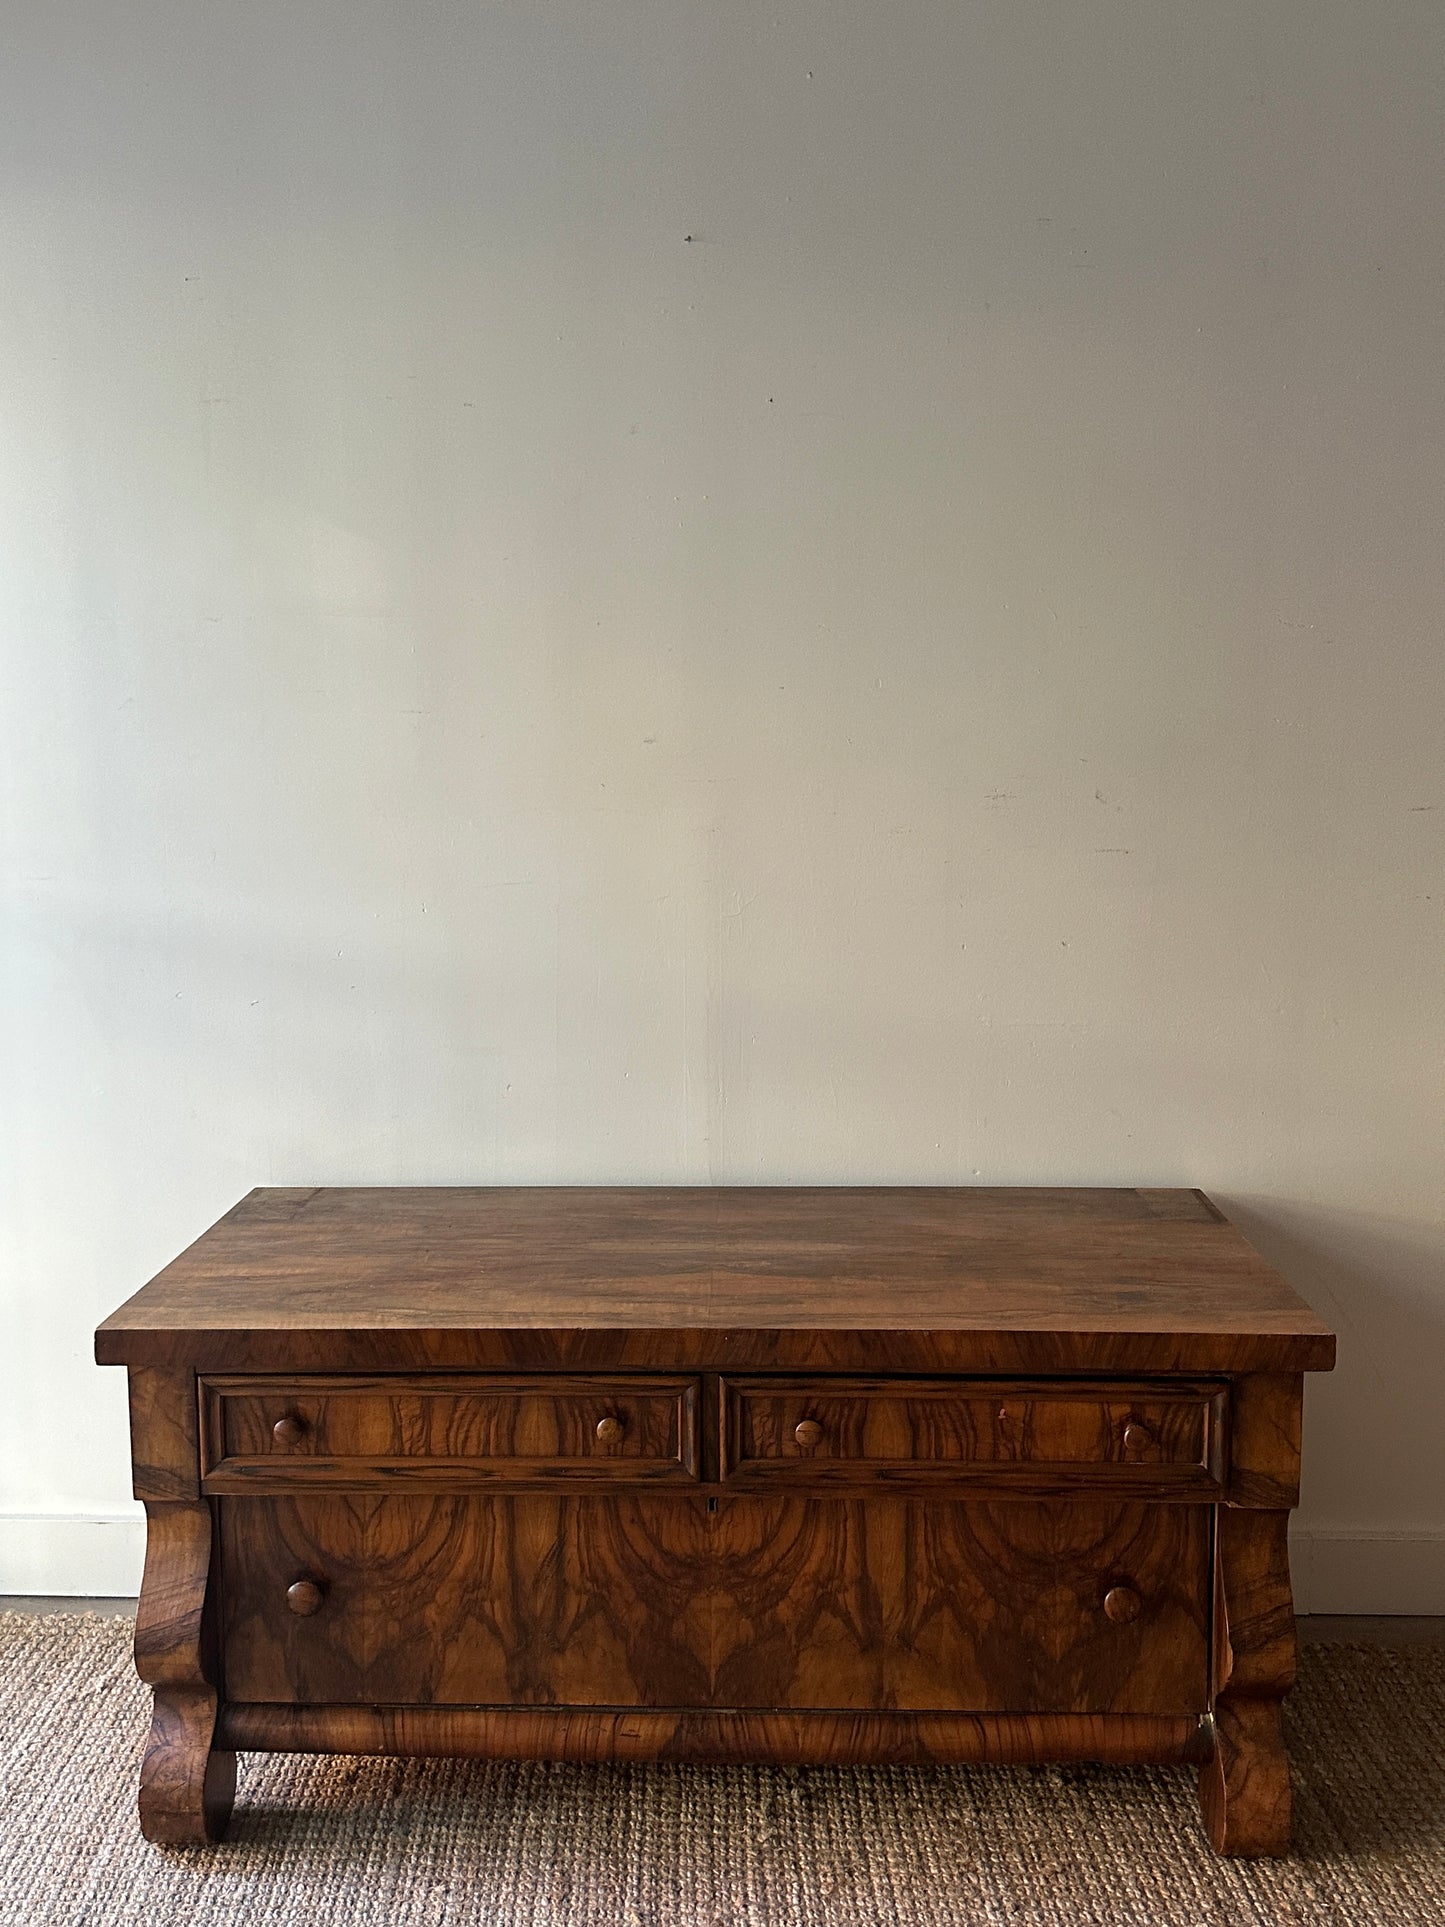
left=199, top=1374, right=700, bottom=1490
left=218, top=1493, right=1211, bottom=1715
left=720, top=1377, right=1226, bottom=1496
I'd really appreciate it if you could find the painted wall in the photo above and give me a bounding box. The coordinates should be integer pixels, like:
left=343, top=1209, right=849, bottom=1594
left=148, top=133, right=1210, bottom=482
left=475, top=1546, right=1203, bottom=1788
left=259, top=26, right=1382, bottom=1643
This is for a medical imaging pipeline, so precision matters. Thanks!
left=2, top=2, right=1442, bottom=1607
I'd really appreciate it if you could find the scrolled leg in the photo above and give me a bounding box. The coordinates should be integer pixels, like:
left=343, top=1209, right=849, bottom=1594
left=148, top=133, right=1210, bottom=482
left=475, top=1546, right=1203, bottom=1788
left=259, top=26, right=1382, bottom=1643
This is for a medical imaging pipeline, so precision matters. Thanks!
left=1198, top=1506, right=1296, bottom=1856
left=1200, top=1695, right=1291, bottom=1856
left=139, top=1687, right=236, bottom=1844
left=134, top=1501, right=235, bottom=1845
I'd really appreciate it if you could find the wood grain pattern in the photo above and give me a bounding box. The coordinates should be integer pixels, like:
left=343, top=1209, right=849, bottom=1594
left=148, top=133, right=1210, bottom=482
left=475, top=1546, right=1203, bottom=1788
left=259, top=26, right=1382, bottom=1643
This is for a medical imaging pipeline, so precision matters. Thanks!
left=1226, top=1374, right=1304, bottom=1508
left=217, top=1702, right=1216, bottom=1767
left=721, top=1375, right=1224, bottom=1496
left=218, top=1494, right=1210, bottom=1716
left=133, top=1500, right=234, bottom=1845
left=1199, top=1507, right=1298, bottom=1855
left=127, top=1366, right=200, bottom=1502
left=711, top=1496, right=1210, bottom=1716
left=200, top=1374, right=699, bottom=1490
left=94, top=1187, right=1336, bottom=1376
left=96, top=1186, right=1333, bottom=1856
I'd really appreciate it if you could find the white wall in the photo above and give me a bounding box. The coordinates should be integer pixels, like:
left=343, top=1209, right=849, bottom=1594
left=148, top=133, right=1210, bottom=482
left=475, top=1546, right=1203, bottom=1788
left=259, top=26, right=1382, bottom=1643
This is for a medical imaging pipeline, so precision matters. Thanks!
left=2, top=2, right=1442, bottom=1609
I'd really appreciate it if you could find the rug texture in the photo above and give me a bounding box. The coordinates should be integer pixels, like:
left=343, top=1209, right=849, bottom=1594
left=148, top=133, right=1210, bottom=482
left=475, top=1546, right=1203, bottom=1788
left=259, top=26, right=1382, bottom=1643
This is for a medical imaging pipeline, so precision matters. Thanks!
left=1, top=1613, right=1442, bottom=1926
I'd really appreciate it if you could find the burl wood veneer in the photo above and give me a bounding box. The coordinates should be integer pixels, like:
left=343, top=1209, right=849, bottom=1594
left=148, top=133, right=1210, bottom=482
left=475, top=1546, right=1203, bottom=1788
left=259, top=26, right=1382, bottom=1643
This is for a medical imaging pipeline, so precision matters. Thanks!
left=96, top=1186, right=1334, bottom=1855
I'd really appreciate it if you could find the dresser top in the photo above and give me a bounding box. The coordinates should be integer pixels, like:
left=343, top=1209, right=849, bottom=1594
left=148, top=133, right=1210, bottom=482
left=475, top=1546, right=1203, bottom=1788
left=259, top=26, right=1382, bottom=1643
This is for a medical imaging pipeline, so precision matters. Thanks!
left=95, top=1186, right=1334, bottom=1375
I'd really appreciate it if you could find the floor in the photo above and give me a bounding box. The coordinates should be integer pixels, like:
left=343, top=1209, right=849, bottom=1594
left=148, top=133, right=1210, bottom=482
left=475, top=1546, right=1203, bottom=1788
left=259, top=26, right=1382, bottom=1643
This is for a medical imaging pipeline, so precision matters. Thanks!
left=4, top=1609, right=1443, bottom=1927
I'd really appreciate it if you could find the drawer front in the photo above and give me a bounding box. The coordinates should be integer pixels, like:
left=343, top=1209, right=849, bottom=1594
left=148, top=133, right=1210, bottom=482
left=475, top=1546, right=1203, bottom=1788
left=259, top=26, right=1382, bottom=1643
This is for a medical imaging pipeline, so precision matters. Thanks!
left=721, top=1377, right=1225, bottom=1495
left=218, top=1494, right=1210, bottom=1716
left=200, top=1375, right=700, bottom=1490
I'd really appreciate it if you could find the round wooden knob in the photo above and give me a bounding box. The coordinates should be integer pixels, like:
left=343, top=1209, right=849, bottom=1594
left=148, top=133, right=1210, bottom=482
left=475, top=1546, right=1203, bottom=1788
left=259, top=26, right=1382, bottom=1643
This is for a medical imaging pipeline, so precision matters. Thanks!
left=285, top=1577, right=326, bottom=1618
left=595, top=1415, right=625, bottom=1446
left=272, top=1414, right=308, bottom=1448
left=1122, top=1421, right=1152, bottom=1455
left=1103, top=1584, right=1143, bottom=1624
left=793, top=1419, right=824, bottom=1450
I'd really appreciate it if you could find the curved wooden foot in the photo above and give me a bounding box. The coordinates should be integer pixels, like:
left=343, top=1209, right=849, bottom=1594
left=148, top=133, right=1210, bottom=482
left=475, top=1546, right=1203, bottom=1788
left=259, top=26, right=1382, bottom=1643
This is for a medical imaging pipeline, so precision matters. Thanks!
left=1199, top=1696, right=1291, bottom=1856
left=134, top=1501, right=235, bottom=1845
left=1198, top=1505, right=1297, bottom=1858
left=140, top=1688, right=236, bottom=1844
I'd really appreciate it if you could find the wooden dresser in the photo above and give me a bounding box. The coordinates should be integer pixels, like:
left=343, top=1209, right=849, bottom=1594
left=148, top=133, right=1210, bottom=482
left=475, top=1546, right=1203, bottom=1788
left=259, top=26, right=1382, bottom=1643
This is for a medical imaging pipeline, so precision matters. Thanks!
left=95, top=1186, right=1334, bottom=1856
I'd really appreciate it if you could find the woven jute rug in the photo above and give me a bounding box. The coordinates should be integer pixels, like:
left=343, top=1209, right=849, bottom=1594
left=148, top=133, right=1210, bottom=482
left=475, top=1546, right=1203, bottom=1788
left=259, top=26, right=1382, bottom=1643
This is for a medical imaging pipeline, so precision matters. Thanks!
left=1, top=1614, right=1442, bottom=1926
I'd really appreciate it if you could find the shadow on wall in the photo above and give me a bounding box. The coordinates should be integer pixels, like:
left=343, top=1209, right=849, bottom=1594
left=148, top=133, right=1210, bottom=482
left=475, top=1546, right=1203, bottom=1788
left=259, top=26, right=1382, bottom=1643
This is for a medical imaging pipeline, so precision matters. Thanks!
left=1216, top=1195, right=1445, bottom=1533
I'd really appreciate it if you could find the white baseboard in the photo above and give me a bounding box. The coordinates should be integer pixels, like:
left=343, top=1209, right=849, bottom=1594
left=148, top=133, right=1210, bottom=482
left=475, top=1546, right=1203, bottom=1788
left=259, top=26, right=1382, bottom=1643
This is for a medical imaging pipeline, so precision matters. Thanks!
left=1, top=1513, right=1442, bottom=1615
left=1292, top=1526, right=1445, bottom=1616
left=0, top=1513, right=146, bottom=1597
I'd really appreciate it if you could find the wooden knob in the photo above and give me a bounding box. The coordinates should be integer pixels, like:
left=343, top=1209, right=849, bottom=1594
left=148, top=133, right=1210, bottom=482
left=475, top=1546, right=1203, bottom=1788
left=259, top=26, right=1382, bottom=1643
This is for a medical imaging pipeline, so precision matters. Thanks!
left=1103, top=1584, right=1143, bottom=1624
left=1122, top=1421, right=1152, bottom=1455
left=793, top=1419, right=824, bottom=1450
left=285, top=1577, right=326, bottom=1618
left=595, top=1415, right=625, bottom=1446
left=272, top=1414, right=307, bottom=1448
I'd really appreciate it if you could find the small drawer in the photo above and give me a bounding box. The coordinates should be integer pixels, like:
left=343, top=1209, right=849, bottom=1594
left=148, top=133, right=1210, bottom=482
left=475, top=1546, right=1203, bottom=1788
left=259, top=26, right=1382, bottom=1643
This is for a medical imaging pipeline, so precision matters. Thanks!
left=200, top=1374, right=700, bottom=1490
left=720, top=1377, right=1226, bottom=1495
